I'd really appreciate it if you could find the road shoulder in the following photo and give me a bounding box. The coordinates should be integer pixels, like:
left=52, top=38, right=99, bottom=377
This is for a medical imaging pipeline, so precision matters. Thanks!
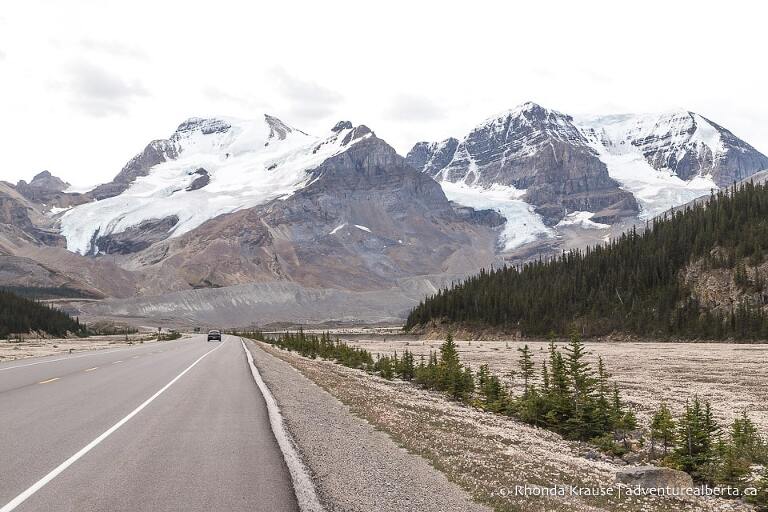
left=244, top=339, right=491, bottom=512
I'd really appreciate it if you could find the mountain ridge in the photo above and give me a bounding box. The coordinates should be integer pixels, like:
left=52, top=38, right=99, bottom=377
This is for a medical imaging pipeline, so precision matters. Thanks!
left=2, top=103, right=768, bottom=326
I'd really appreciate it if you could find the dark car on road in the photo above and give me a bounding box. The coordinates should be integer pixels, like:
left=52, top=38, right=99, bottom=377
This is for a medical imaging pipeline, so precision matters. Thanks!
left=207, top=329, right=222, bottom=341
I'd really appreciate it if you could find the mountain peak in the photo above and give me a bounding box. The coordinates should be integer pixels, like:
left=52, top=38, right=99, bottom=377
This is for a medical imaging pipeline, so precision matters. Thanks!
left=17, top=170, right=70, bottom=192
left=332, top=120, right=353, bottom=132
left=174, top=117, right=232, bottom=135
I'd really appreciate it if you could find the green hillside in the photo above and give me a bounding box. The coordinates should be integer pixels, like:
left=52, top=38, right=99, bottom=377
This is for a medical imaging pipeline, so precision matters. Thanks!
left=0, top=289, right=87, bottom=338
left=406, top=181, right=768, bottom=340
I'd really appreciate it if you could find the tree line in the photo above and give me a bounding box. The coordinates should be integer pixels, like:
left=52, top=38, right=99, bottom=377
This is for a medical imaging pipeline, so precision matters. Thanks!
left=0, top=289, right=87, bottom=338
left=406, top=181, right=768, bottom=339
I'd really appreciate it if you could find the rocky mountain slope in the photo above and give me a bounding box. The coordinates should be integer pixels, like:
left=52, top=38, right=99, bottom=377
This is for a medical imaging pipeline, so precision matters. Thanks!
left=407, top=102, right=768, bottom=253
left=115, top=126, right=501, bottom=295
left=407, top=103, right=639, bottom=227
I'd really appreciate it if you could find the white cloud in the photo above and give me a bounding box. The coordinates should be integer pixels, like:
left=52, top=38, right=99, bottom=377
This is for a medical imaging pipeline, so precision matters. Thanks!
left=269, top=67, right=343, bottom=122
left=385, top=94, right=445, bottom=122
left=78, top=39, right=148, bottom=60
left=0, top=0, right=766, bottom=186
left=62, top=61, right=149, bottom=117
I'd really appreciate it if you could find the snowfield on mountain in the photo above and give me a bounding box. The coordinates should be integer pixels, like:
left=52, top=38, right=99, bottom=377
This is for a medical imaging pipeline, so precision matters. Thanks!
left=408, top=102, right=768, bottom=245
left=59, top=116, right=372, bottom=255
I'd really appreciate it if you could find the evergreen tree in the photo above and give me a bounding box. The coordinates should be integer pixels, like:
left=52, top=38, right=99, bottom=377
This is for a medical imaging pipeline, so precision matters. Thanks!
left=650, top=402, right=676, bottom=458
left=746, top=465, right=768, bottom=510
left=398, top=349, right=416, bottom=381
left=517, top=344, right=535, bottom=395
left=730, top=410, right=766, bottom=462
left=563, top=331, right=598, bottom=439
left=594, top=356, right=612, bottom=433
left=674, top=397, right=720, bottom=479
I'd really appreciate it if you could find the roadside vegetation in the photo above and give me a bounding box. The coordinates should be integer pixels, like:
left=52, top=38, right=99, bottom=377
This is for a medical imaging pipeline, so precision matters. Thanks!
left=406, top=181, right=768, bottom=340
left=239, top=329, right=768, bottom=509
left=0, top=289, right=88, bottom=339
left=87, top=321, right=139, bottom=336
left=158, top=331, right=182, bottom=341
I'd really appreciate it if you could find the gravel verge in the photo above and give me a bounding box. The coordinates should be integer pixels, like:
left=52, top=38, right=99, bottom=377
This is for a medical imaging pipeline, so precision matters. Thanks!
left=244, top=339, right=492, bottom=512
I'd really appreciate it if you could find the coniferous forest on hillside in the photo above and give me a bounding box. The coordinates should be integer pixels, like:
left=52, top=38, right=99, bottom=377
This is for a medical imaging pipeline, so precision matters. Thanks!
left=406, top=181, right=768, bottom=339
left=0, top=289, right=87, bottom=338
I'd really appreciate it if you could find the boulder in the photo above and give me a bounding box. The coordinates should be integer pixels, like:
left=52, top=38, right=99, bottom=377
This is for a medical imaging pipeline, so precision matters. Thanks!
left=615, top=465, right=693, bottom=490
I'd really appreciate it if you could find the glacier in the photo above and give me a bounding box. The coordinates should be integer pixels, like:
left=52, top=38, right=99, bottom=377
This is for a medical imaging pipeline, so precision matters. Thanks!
left=59, top=116, right=369, bottom=255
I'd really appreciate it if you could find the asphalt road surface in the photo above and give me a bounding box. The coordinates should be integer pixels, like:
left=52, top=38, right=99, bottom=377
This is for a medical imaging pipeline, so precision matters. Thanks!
left=0, top=335, right=300, bottom=512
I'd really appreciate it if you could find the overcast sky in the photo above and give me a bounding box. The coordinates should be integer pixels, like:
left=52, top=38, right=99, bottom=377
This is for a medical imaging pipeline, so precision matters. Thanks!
left=1, top=0, right=766, bottom=187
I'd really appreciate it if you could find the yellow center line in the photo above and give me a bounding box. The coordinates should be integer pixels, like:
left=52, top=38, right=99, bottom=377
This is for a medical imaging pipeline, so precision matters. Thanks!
left=84, top=367, right=98, bottom=372
left=38, top=378, right=60, bottom=384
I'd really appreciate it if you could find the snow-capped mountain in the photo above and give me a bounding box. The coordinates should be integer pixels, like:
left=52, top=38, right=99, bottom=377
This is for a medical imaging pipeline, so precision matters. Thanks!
left=60, top=115, right=375, bottom=255
left=407, top=102, right=768, bottom=250
left=576, top=111, right=768, bottom=218
left=20, top=115, right=500, bottom=298
left=580, top=110, right=768, bottom=184
left=406, top=102, right=639, bottom=249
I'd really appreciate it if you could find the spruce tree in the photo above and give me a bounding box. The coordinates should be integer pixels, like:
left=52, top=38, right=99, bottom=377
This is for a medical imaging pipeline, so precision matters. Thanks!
left=650, top=402, right=676, bottom=458
left=564, top=332, right=597, bottom=440
left=517, top=344, right=535, bottom=395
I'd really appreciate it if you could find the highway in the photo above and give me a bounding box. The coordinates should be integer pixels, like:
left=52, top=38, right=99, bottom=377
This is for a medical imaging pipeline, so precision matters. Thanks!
left=0, top=335, right=299, bottom=512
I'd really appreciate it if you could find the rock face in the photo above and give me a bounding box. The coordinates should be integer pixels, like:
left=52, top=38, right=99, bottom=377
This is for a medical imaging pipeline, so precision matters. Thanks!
left=0, top=183, right=65, bottom=246
left=14, top=171, right=89, bottom=208
left=615, top=466, right=693, bottom=490
left=405, top=138, right=459, bottom=176
left=407, top=103, right=638, bottom=225
left=94, top=215, right=180, bottom=255
left=185, top=169, right=210, bottom=191
left=88, top=139, right=178, bottom=201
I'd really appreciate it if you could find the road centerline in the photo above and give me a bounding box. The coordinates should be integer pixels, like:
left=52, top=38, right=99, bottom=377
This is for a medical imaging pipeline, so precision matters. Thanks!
left=37, top=378, right=59, bottom=385
left=0, top=340, right=226, bottom=512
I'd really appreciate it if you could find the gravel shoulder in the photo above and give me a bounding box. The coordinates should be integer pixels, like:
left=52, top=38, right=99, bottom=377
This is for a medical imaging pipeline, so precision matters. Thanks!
left=245, top=339, right=753, bottom=512
left=244, top=339, right=492, bottom=512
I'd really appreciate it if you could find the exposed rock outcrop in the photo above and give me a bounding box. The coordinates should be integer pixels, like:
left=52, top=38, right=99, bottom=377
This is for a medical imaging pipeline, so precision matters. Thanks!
left=615, top=466, right=693, bottom=490
left=185, top=169, right=210, bottom=191
left=94, top=216, right=179, bottom=255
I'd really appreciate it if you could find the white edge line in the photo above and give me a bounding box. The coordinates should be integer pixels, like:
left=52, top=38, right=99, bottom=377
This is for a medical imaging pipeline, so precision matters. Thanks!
left=0, top=341, right=226, bottom=512
left=240, top=338, right=324, bottom=512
